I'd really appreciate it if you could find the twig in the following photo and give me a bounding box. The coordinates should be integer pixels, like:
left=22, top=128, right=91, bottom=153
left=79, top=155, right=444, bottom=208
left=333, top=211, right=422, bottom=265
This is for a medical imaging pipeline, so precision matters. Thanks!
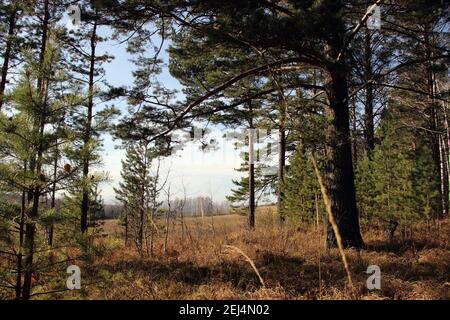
left=310, top=155, right=355, bottom=292
left=223, top=245, right=266, bottom=288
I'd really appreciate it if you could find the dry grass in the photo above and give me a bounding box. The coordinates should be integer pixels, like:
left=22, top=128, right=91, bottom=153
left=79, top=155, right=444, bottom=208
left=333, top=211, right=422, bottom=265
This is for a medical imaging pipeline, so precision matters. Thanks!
left=11, top=207, right=450, bottom=300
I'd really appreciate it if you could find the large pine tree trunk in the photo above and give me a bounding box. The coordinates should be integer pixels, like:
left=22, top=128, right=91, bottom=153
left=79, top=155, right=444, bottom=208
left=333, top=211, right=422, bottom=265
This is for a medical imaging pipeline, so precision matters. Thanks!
left=325, top=64, right=364, bottom=248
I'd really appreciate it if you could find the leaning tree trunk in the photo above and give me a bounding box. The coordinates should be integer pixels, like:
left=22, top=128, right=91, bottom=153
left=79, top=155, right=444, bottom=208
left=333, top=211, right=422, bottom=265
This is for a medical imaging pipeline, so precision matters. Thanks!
left=325, top=63, right=364, bottom=249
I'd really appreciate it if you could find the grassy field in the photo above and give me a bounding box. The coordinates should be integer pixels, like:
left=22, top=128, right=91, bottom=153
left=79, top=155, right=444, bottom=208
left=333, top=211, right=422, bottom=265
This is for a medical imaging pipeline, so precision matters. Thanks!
left=26, top=206, right=448, bottom=300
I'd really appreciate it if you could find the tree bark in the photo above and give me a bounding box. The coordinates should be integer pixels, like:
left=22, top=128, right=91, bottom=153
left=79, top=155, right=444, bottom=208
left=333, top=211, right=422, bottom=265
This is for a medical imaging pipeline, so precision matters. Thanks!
left=350, top=96, right=358, bottom=165
left=277, top=100, right=286, bottom=223
left=15, top=161, right=27, bottom=300
left=124, top=204, right=129, bottom=246
left=48, top=145, right=58, bottom=246
left=248, top=101, right=255, bottom=229
left=325, top=63, right=364, bottom=248
left=139, top=144, right=148, bottom=253
left=425, top=31, right=448, bottom=219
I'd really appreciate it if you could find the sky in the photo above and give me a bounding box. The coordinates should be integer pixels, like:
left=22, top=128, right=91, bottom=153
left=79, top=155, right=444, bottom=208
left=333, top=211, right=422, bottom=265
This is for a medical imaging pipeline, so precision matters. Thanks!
left=91, top=26, right=245, bottom=204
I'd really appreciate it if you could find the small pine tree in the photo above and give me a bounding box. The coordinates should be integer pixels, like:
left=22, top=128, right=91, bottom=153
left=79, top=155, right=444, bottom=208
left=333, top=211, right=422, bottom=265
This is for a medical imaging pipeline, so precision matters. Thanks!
left=282, top=144, right=321, bottom=224
left=114, top=142, right=162, bottom=255
left=410, top=138, right=441, bottom=221
left=226, top=153, right=266, bottom=215
left=355, top=153, right=375, bottom=225
left=358, top=111, right=439, bottom=232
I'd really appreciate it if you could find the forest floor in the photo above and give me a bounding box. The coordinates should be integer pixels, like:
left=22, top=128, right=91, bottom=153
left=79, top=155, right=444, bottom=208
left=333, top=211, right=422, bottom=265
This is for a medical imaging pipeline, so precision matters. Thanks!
left=18, top=208, right=450, bottom=300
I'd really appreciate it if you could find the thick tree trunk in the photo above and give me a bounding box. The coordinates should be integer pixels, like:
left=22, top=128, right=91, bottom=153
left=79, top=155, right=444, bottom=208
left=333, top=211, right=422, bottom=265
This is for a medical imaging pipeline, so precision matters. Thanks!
left=325, top=64, right=364, bottom=248
left=0, top=5, right=17, bottom=110
left=81, top=18, right=98, bottom=233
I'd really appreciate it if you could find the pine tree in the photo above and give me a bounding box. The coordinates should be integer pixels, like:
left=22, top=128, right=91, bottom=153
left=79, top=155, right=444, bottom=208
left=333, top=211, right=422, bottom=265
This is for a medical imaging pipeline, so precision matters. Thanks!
left=62, top=0, right=119, bottom=234
left=355, top=108, right=441, bottom=237
left=226, top=154, right=268, bottom=215
left=0, top=33, right=79, bottom=299
left=112, top=0, right=370, bottom=247
left=283, top=144, right=320, bottom=225
left=114, top=142, right=162, bottom=255
left=355, top=153, right=375, bottom=225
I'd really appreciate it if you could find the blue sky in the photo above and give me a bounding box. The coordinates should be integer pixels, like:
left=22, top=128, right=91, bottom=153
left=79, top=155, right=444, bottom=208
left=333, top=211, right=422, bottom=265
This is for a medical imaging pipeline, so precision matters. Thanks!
left=92, top=26, right=244, bottom=204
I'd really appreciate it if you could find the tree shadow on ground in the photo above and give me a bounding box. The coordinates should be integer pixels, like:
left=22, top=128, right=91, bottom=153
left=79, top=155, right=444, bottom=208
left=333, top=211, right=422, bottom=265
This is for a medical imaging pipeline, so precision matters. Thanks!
left=365, top=238, right=444, bottom=255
